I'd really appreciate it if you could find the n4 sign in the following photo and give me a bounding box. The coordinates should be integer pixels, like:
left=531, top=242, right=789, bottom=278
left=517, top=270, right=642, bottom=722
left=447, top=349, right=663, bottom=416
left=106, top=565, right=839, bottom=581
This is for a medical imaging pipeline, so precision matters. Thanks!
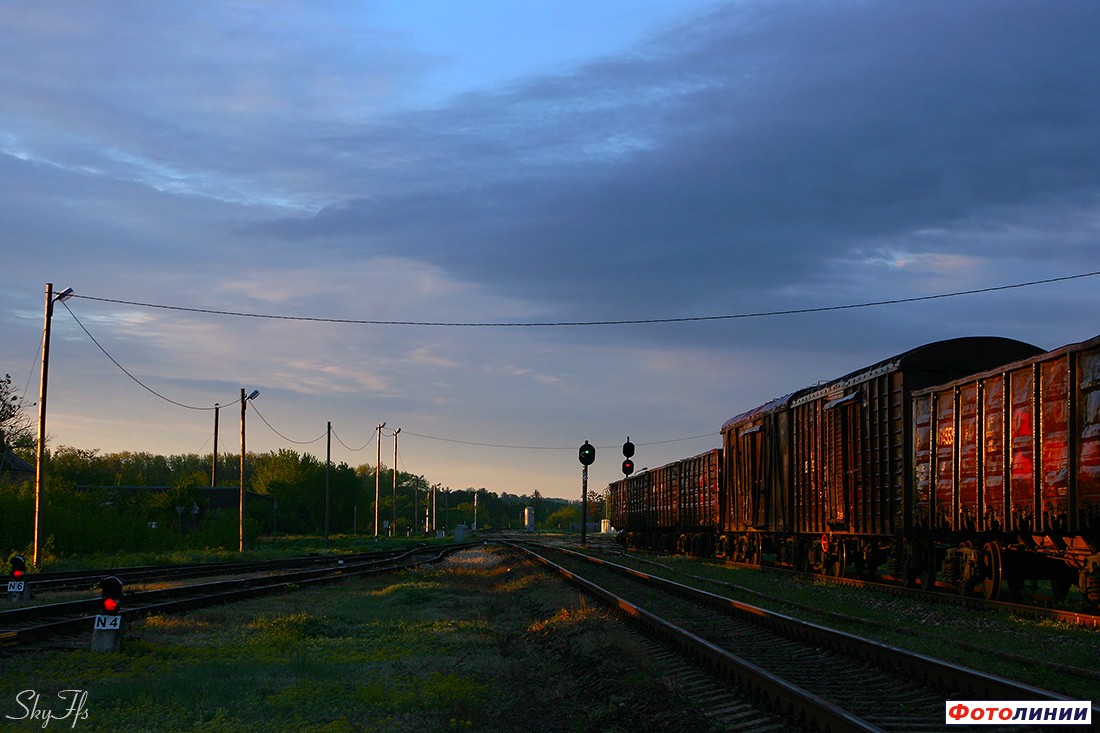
left=94, top=615, right=122, bottom=630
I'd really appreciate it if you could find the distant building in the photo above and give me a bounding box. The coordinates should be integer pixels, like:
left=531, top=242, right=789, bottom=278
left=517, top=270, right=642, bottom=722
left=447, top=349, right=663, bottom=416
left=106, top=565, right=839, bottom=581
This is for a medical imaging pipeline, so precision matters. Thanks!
left=0, top=449, right=33, bottom=486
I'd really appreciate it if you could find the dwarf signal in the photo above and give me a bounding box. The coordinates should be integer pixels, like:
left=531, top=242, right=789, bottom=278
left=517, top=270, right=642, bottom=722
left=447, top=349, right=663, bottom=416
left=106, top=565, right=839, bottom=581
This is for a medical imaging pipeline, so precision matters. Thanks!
left=92, top=576, right=124, bottom=651
left=7, top=554, right=30, bottom=600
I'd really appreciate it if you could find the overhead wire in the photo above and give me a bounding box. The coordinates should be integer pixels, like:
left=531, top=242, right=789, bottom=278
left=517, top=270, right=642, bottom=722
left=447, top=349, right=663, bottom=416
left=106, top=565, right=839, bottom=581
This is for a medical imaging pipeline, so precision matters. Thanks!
left=248, top=402, right=326, bottom=446
left=67, top=269, right=1100, bottom=328
left=59, top=301, right=235, bottom=411
left=331, top=426, right=375, bottom=452
left=47, top=269, right=1100, bottom=457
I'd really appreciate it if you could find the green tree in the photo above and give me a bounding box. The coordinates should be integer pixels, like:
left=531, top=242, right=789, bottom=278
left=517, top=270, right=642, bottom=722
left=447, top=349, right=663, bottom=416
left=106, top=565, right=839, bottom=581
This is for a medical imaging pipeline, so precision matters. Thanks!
left=0, top=373, right=33, bottom=451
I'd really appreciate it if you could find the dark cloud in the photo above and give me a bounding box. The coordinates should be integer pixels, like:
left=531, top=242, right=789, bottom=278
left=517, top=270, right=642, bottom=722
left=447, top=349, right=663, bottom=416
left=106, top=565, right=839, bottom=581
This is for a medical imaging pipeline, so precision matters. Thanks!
left=266, top=1, right=1100, bottom=334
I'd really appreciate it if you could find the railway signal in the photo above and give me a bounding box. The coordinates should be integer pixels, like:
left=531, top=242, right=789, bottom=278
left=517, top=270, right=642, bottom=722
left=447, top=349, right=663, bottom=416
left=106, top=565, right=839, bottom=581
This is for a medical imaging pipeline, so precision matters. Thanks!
left=100, top=576, right=123, bottom=614
left=578, top=440, right=595, bottom=466
left=8, top=554, right=29, bottom=601
left=93, top=576, right=124, bottom=651
left=578, top=440, right=595, bottom=546
left=622, top=438, right=635, bottom=476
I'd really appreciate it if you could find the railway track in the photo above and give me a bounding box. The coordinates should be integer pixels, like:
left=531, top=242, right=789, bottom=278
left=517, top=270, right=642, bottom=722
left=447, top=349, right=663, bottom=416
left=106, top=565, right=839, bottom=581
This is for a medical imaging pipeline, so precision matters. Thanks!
left=1, top=545, right=464, bottom=652
left=10, top=547, right=419, bottom=594
left=510, top=541, right=1096, bottom=732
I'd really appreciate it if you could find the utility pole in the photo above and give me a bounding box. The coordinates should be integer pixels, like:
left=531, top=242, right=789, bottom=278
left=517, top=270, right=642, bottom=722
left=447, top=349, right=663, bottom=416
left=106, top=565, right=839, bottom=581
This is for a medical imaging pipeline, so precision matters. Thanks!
left=392, top=427, right=400, bottom=534
left=33, top=283, right=73, bottom=567
left=239, top=388, right=258, bottom=552
left=211, top=403, right=220, bottom=487
left=239, top=389, right=246, bottom=552
left=324, top=421, right=331, bottom=542
left=374, top=422, right=385, bottom=537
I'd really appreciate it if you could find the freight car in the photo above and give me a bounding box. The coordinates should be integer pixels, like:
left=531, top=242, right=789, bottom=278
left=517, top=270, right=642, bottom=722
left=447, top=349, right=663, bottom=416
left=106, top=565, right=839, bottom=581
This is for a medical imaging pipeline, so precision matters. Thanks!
left=718, top=336, right=1044, bottom=587
left=608, top=449, right=721, bottom=555
left=911, top=334, right=1100, bottom=602
left=610, top=335, right=1100, bottom=603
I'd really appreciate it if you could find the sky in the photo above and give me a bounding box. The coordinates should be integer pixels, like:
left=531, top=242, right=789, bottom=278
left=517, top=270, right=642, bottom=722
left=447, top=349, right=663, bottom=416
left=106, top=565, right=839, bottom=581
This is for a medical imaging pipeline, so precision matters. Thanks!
left=2, top=1, right=1098, bottom=501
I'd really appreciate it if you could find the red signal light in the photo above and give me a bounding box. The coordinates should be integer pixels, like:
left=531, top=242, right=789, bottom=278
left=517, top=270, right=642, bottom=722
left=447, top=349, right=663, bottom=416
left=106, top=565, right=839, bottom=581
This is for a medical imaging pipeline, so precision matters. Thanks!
left=13, top=568, right=23, bottom=579
left=99, top=576, right=123, bottom=615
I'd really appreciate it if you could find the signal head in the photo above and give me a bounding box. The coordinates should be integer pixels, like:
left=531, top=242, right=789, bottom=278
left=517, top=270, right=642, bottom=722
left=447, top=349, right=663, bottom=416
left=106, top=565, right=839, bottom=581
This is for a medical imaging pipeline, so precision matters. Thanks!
left=100, top=576, right=123, bottom=614
left=622, top=439, right=635, bottom=458
left=622, top=459, right=634, bottom=476
left=9, top=554, right=26, bottom=579
left=578, top=440, right=596, bottom=466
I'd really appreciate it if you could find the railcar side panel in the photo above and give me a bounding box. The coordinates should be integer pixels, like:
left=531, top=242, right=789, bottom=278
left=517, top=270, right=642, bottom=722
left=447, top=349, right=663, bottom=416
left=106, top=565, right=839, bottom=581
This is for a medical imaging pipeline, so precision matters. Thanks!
left=653, top=464, right=676, bottom=530
left=1009, top=367, right=1036, bottom=532
left=681, top=450, right=720, bottom=530
left=1079, top=347, right=1100, bottom=534
left=791, top=400, right=825, bottom=535
left=913, top=394, right=933, bottom=530
left=983, top=376, right=1007, bottom=530
left=958, top=383, right=980, bottom=532
left=861, top=372, right=905, bottom=537
left=1041, top=357, right=1070, bottom=531
left=721, top=405, right=793, bottom=535
left=934, top=389, right=956, bottom=531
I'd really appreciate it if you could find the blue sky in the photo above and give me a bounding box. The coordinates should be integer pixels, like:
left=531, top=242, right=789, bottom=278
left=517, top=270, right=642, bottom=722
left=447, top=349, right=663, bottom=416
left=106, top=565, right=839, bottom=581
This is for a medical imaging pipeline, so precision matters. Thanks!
left=2, top=1, right=1098, bottom=500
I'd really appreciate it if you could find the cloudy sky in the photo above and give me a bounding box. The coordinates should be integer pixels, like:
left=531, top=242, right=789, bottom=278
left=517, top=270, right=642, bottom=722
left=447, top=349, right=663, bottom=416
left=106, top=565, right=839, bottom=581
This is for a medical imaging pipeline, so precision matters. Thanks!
left=2, top=1, right=1098, bottom=501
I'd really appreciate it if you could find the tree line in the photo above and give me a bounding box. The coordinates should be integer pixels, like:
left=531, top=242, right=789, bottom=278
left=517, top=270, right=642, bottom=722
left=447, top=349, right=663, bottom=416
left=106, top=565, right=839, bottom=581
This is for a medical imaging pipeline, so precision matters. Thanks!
left=0, top=442, right=594, bottom=556
left=1, top=373, right=593, bottom=561
left=0, top=445, right=589, bottom=559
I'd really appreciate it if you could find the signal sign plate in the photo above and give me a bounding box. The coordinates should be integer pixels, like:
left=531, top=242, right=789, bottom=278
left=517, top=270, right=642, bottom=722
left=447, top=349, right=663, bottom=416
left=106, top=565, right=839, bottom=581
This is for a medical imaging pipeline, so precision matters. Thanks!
left=6, top=581, right=24, bottom=593
left=94, top=615, right=121, bottom=630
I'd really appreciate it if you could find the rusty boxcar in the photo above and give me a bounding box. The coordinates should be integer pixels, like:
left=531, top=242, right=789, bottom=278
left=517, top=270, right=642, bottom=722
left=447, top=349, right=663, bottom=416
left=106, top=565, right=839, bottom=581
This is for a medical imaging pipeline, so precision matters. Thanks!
left=912, top=334, right=1100, bottom=600
left=608, top=449, right=721, bottom=554
left=718, top=337, right=1043, bottom=580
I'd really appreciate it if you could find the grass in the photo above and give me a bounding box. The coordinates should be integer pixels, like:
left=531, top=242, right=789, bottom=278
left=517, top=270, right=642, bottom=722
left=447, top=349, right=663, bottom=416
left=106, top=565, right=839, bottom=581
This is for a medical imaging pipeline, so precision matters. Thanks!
left=1, top=546, right=716, bottom=733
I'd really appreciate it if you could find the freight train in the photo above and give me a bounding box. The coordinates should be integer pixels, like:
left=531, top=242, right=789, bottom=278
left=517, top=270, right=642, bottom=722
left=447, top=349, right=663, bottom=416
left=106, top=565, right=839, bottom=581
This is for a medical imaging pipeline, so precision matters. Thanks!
left=608, top=334, right=1100, bottom=605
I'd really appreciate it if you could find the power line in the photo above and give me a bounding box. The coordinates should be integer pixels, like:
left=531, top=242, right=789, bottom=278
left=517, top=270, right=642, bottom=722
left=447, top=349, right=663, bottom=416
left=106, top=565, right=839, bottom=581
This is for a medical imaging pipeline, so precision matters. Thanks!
left=64, top=295, right=724, bottom=455
left=60, top=301, right=230, bottom=411
left=331, top=426, right=376, bottom=452
left=68, top=270, right=1100, bottom=328
left=248, top=402, right=326, bottom=446
left=400, top=429, right=716, bottom=451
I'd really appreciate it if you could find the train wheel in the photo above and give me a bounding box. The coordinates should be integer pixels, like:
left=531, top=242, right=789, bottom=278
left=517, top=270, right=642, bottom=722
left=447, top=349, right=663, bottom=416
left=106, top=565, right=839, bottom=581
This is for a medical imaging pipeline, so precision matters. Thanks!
left=979, top=541, right=1002, bottom=601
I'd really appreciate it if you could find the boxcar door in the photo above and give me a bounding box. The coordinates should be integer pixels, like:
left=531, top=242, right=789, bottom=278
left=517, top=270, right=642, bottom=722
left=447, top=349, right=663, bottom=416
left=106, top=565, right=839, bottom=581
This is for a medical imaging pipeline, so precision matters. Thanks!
left=822, top=393, right=861, bottom=530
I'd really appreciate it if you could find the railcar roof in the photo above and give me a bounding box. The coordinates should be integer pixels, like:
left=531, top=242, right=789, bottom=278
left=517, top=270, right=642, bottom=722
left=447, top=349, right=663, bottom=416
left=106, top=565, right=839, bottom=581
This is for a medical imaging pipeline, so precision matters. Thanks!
left=721, top=336, right=1042, bottom=432
left=911, top=332, right=1100, bottom=396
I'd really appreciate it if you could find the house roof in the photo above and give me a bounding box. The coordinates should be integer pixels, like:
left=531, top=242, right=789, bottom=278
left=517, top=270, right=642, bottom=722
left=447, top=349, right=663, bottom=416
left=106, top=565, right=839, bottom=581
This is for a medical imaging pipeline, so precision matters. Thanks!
left=0, top=449, right=34, bottom=475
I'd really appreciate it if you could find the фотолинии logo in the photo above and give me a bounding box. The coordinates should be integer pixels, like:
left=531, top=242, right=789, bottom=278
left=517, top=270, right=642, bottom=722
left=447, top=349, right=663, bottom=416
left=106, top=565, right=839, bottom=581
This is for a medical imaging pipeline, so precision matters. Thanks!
left=946, top=700, right=1093, bottom=726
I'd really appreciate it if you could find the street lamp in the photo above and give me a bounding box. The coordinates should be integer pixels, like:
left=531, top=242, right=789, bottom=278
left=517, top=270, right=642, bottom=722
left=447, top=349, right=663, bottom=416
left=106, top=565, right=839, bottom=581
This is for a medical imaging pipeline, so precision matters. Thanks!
left=239, top=388, right=259, bottom=552
left=33, top=283, right=73, bottom=568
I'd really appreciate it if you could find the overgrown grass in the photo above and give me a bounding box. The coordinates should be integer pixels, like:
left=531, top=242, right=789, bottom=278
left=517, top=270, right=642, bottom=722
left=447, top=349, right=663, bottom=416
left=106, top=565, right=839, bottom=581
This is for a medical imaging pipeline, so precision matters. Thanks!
left=1, top=547, right=715, bottom=732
